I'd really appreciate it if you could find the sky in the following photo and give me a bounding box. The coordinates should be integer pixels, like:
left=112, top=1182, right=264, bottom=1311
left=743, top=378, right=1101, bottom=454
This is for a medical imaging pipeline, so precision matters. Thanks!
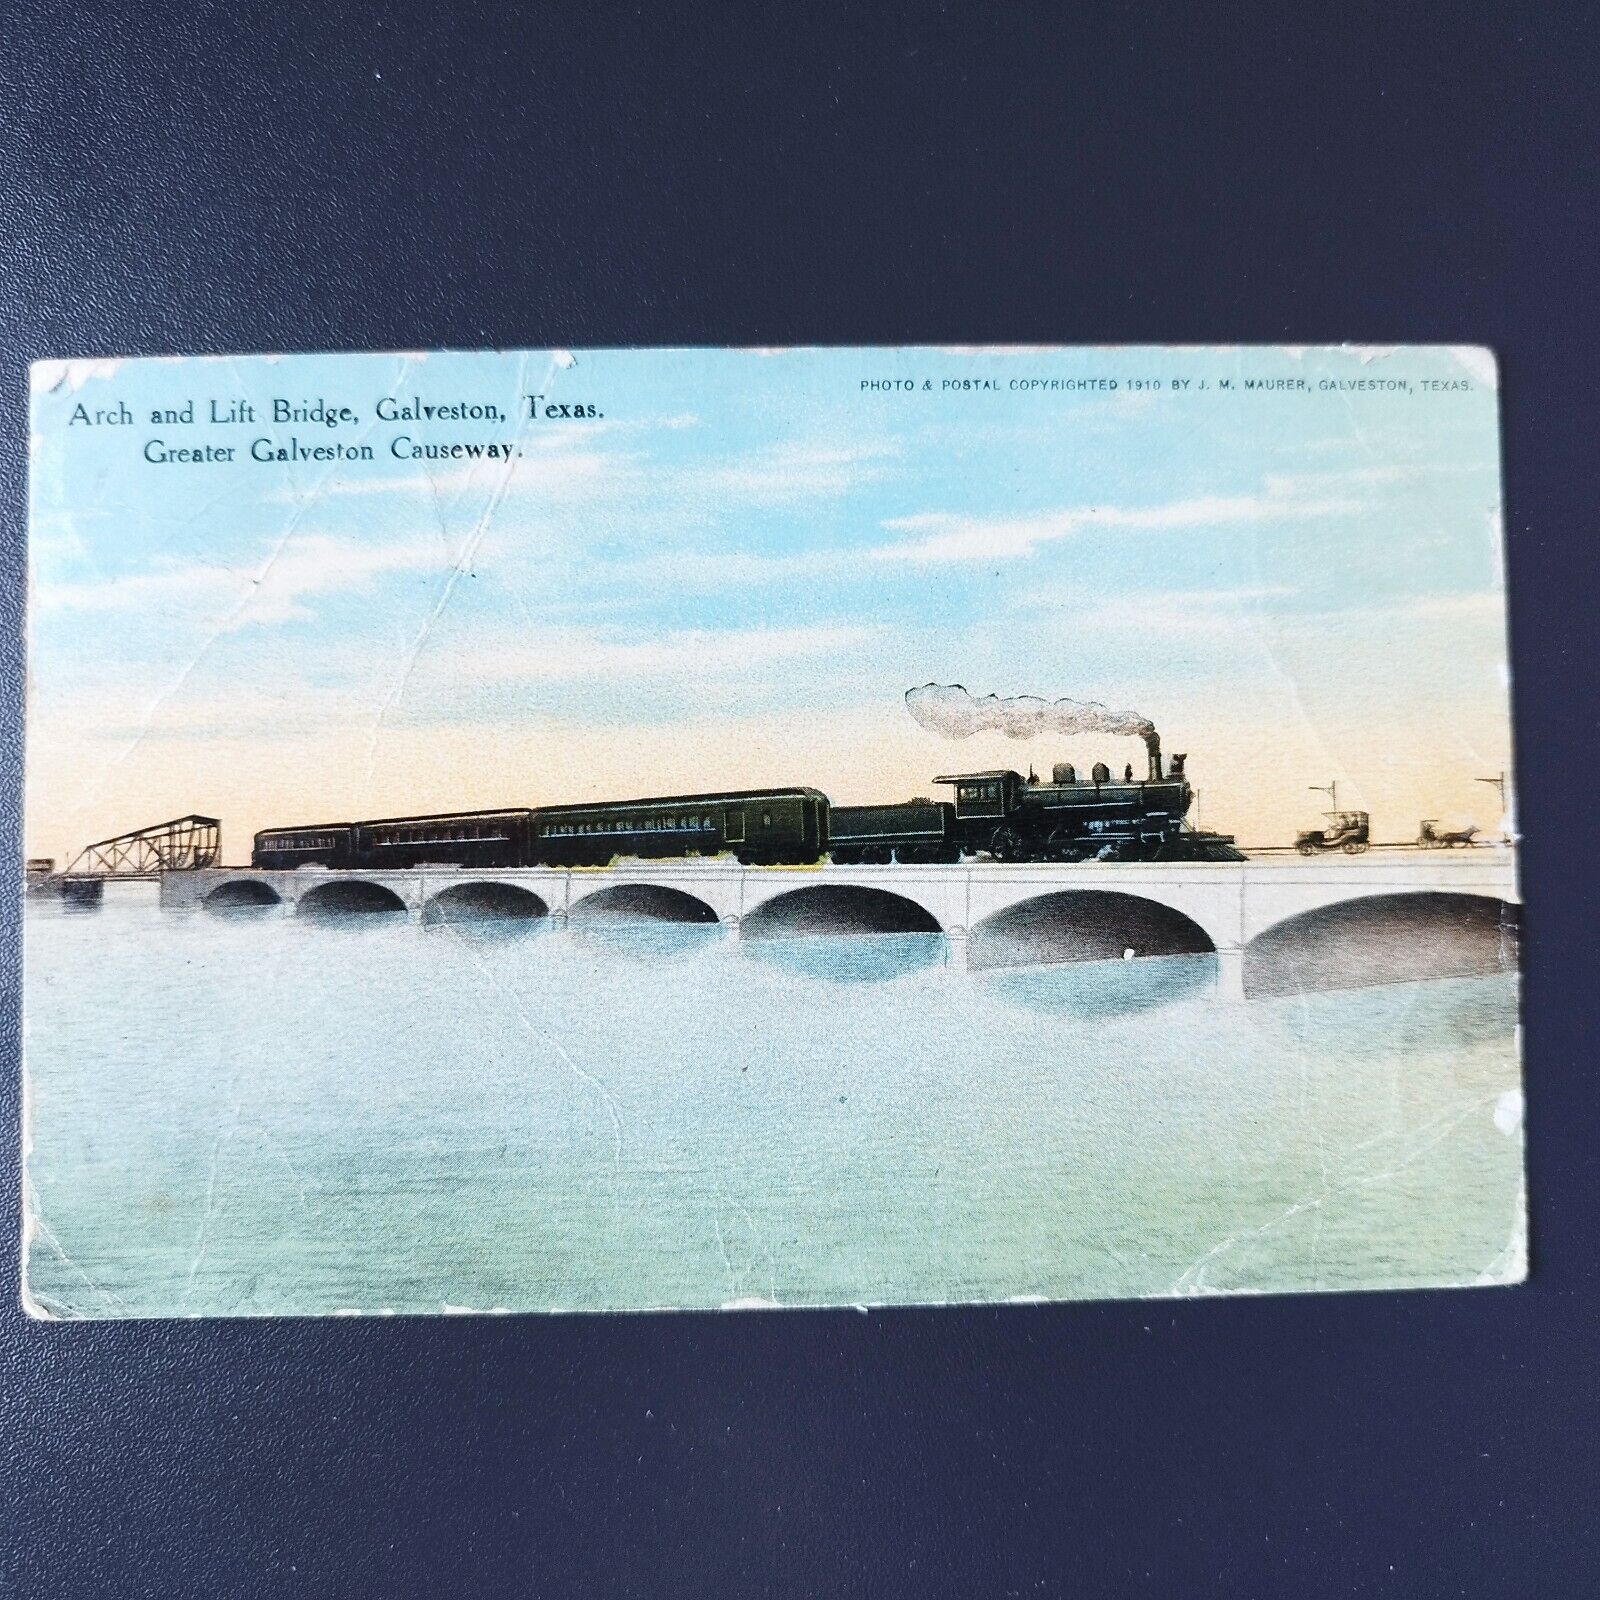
left=26, top=345, right=1513, bottom=864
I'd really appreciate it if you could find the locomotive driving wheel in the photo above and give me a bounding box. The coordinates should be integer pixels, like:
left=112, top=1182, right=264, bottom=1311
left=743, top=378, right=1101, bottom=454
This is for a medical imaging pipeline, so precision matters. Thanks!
left=989, top=826, right=1026, bottom=863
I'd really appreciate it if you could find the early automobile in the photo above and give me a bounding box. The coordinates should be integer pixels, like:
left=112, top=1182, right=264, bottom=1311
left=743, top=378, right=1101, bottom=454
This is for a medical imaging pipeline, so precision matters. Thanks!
left=1295, top=810, right=1370, bottom=855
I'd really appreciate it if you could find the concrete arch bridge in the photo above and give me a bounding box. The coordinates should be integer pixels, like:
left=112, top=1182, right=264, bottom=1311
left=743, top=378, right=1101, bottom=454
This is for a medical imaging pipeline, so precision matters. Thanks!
left=165, top=854, right=1520, bottom=996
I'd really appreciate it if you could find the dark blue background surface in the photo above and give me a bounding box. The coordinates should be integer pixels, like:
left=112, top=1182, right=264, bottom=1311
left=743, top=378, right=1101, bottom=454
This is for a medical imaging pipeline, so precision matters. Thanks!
left=3, top=5, right=1595, bottom=1594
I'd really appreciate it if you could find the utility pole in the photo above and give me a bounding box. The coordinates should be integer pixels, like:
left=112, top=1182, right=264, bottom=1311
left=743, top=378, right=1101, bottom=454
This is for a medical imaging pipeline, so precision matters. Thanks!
left=1309, top=781, right=1338, bottom=815
left=1477, top=771, right=1509, bottom=842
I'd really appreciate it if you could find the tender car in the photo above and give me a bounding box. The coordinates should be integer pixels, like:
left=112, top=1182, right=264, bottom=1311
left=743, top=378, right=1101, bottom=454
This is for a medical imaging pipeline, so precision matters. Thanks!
left=829, top=801, right=959, bottom=864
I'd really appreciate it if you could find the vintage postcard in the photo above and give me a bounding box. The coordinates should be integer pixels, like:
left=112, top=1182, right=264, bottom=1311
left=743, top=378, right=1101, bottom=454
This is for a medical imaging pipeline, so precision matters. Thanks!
left=22, top=345, right=1523, bottom=1318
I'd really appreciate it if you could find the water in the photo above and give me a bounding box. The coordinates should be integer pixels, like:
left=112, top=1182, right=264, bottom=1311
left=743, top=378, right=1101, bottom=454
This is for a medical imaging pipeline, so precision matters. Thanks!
left=23, top=886, right=1525, bottom=1318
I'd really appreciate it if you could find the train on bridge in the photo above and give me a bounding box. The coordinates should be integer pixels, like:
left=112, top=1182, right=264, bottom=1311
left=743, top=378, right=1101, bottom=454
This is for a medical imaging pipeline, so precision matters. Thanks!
left=252, top=742, right=1244, bottom=872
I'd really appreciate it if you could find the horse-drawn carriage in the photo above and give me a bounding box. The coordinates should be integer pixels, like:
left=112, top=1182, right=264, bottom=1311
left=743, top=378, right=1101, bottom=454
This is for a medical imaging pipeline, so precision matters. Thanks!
left=1417, top=818, right=1479, bottom=848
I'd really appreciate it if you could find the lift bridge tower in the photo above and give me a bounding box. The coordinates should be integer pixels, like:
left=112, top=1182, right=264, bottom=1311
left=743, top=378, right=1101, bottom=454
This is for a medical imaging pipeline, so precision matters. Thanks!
left=31, top=815, right=221, bottom=906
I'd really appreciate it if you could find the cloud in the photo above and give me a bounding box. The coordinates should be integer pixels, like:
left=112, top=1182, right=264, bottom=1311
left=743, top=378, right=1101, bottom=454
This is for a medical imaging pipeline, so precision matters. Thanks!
left=1372, top=592, right=1504, bottom=624
left=1017, top=583, right=1298, bottom=613
left=868, top=478, right=1366, bottom=564
left=29, top=677, right=381, bottom=743
left=1003, top=583, right=1312, bottom=647
left=34, top=534, right=449, bottom=628
left=1007, top=580, right=1502, bottom=644
left=31, top=620, right=889, bottom=763
left=683, top=439, right=896, bottom=502
left=591, top=547, right=838, bottom=592
left=438, top=622, right=880, bottom=684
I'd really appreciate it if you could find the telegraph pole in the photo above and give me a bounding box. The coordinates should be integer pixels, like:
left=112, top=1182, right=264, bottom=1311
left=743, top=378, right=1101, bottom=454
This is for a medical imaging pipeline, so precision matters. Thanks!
left=1477, top=771, right=1509, bottom=841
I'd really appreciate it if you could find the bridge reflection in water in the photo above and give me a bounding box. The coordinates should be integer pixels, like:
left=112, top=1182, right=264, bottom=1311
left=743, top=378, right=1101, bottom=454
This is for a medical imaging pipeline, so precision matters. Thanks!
left=981, top=954, right=1222, bottom=1018
left=168, top=854, right=1520, bottom=999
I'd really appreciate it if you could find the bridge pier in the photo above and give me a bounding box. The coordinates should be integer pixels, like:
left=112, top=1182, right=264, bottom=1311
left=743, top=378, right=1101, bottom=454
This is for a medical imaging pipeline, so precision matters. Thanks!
left=61, top=878, right=104, bottom=909
left=1214, top=947, right=1247, bottom=1002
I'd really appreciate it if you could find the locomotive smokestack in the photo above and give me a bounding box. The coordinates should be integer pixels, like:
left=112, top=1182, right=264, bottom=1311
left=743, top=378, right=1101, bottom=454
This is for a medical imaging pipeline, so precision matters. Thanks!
left=1145, top=730, right=1162, bottom=781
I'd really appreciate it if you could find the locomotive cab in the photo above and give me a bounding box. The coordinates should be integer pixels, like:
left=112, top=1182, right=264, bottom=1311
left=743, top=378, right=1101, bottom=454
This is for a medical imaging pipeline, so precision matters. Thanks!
left=936, top=770, right=1025, bottom=822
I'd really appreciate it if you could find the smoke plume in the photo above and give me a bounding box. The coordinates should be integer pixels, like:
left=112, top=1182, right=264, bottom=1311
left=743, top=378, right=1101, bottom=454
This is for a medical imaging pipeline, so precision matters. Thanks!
left=905, top=682, right=1158, bottom=754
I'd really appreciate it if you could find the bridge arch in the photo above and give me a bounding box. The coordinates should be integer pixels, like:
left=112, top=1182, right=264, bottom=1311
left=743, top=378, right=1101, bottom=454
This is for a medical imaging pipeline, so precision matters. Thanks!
left=423, top=881, right=548, bottom=925
left=1244, top=891, right=1519, bottom=997
left=570, top=884, right=718, bottom=924
left=203, top=879, right=282, bottom=910
left=970, top=889, right=1216, bottom=970
left=298, top=879, right=407, bottom=916
left=741, top=884, right=942, bottom=937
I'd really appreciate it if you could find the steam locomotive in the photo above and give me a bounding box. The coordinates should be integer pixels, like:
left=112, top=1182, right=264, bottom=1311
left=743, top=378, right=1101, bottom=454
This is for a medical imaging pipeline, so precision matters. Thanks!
left=831, top=742, right=1241, bottom=863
